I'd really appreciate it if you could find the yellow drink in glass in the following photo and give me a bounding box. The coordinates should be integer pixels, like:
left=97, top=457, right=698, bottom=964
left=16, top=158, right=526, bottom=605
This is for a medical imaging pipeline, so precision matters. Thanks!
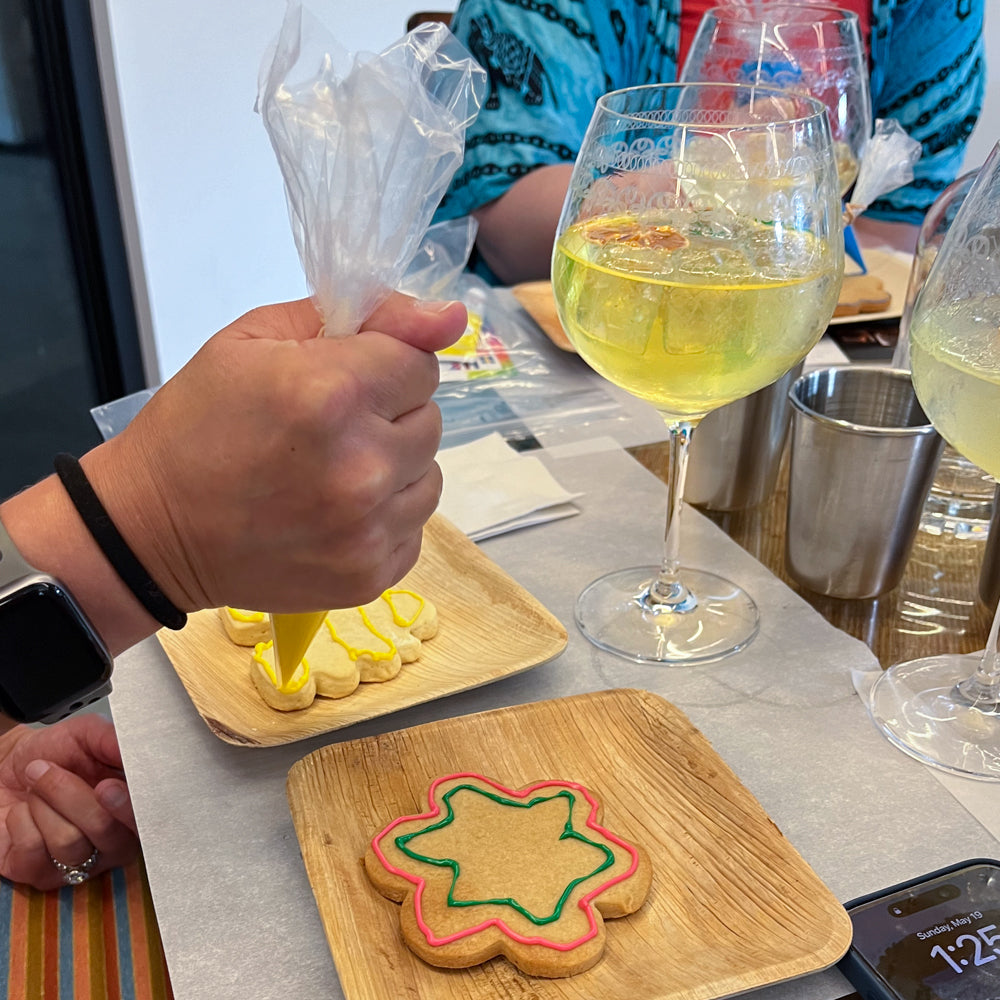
left=909, top=297, right=1000, bottom=481
left=552, top=216, right=840, bottom=421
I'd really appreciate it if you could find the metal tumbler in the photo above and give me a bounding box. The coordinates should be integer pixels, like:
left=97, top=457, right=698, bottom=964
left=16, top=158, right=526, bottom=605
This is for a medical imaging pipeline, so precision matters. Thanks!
left=686, top=363, right=804, bottom=511
left=785, top=366, right=944, bottom=599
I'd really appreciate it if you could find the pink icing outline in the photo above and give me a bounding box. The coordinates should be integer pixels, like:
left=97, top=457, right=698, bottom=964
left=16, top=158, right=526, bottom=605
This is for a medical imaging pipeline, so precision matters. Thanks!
left=370, top=772, right=640, bottom=952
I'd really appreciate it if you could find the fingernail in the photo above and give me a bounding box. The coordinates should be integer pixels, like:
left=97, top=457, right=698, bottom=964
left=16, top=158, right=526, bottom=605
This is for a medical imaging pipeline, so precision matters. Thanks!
left=419, top=299, right=462, bottom=314
left=99, top=783, right=128, bottom=809
left=25, top=759, right=51, bottom=782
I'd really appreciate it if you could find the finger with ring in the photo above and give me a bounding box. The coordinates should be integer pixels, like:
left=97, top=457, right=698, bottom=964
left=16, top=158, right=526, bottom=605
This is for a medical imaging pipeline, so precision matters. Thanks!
left=50, top=847, right=100, bottom=885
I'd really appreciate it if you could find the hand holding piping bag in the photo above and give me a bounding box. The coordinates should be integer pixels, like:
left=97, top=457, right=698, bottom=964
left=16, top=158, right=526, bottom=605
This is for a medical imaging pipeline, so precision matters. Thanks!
left=255, top=4, right=486, bottom=685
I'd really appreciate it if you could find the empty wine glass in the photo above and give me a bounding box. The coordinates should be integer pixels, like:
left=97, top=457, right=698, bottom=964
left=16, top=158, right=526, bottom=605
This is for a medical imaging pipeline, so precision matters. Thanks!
left=868, top=141, right=1000, bottom=780
left=551, top=82, right=843, bottom=663
left=679, top=3, right=871, bottom=198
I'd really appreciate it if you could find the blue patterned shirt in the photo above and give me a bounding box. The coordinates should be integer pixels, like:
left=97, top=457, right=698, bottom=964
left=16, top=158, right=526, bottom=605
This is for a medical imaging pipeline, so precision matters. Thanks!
left=437, top=0, right=985, bottom=236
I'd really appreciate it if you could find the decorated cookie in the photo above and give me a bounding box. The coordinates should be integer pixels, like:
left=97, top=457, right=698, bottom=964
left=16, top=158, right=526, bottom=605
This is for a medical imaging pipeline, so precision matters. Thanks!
left=323, top=606, right=403, bottom=682
left=301, top=618, right=361, bottom=699
left=220, top=607, right=270, bottom=646
left=364, top=773, right=652, bottom=978
left=834, top=273, right=892, bottom=317
left=250, top=641, right=316, bottom=711
left=362, top=589, right=439, bottom=661
left=225, top=590, right=439, bottom=711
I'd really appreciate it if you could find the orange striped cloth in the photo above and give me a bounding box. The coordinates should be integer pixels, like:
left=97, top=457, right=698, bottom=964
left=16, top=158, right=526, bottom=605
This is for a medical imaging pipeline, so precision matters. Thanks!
left=0, top=857, right=173, bottom=999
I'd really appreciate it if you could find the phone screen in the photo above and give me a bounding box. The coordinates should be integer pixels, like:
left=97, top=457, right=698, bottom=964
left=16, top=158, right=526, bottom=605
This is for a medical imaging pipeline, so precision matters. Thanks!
left=847, top=862, right=1000, bottom=1000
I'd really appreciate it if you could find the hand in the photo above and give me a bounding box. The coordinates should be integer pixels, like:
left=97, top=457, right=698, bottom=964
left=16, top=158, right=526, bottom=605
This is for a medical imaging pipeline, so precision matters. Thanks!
left=0, top=715, right=138, bottom=890
left=90, top=293, right=467, bottom=616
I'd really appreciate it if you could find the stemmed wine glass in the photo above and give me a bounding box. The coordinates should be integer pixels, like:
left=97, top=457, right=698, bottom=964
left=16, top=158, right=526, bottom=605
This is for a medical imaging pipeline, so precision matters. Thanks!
left=868, top=141, right=1000, bottom=780
left=893, top=169, right=997, bottom=538
left=551, top=82, right=843, bottom=663
left=679, top=3, right=871, bottom=199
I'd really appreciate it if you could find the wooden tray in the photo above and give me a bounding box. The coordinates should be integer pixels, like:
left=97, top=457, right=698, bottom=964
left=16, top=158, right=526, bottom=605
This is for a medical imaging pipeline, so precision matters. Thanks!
left=286, top=689, right=852, bottom=1000
left=156, top=515, right=567, bottom=747
left=511, top=280, right=574, bottom=351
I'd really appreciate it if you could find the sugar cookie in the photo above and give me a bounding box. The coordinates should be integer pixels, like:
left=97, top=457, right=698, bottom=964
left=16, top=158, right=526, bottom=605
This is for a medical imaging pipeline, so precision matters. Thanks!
left=834, top=273, right=892, bottom=317
left=220, top=607, right=270, bottom=646
left=324, top=606, right=403, bottom=682
left=365, top=772, right=651, bottom=978
left=250, top=641, right=316, bottom=711
left=305, top=618, right=361, bottom=699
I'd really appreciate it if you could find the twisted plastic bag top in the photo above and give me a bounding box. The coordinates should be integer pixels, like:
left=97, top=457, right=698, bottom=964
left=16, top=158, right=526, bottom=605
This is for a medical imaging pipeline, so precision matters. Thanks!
left=845, top=117, right=922, bottom=223
left=257, top=3, right=485, bottom=337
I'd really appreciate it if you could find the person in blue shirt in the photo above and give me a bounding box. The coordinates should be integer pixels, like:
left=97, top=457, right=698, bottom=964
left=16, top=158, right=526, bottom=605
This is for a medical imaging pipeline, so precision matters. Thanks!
left=435, top=0, right=985, bottom=285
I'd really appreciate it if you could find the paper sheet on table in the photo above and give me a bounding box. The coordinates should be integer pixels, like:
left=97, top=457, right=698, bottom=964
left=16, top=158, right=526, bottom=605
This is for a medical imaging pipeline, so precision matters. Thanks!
left=437, top=433, right=583, bottom=540
left=851, top=667, right=1000, bottom=842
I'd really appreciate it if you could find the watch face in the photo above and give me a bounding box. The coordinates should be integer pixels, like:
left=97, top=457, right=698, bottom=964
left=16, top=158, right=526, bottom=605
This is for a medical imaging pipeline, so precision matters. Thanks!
left=0, top=581, right=112, bottom=722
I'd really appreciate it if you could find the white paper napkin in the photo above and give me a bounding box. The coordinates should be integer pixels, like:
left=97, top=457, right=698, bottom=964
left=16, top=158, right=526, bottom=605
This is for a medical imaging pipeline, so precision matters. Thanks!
left=436, top=433, right=583, bottom=540
left=851, top=665, right=1000, bottom=842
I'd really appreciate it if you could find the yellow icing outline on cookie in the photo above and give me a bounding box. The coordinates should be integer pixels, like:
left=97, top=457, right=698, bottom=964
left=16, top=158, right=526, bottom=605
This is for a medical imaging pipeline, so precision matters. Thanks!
left=251, top=640, right=311, bottom=694
left=227, top=608, right=266, bottom=623
left=324, top=608, right=397, bottom=662
left=381, top=589, right=425, bottom=628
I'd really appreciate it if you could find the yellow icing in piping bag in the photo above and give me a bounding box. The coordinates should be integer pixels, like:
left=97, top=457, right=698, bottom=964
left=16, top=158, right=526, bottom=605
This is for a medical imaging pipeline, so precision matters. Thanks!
left=270, top=611, right=327, bottom=689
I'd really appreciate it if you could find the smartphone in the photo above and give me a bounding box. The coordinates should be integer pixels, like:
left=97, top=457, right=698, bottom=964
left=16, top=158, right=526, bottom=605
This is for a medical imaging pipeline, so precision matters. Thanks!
left=838, top=859, right=1000, bottom=1000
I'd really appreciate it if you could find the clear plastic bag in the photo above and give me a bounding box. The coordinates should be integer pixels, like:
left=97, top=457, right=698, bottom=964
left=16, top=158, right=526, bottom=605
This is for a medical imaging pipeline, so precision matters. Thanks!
left=845, top=117, right=922, bottom=224
left=256, top=3, right=486, bottom=337
left=398, top=221, right=625, bottom=448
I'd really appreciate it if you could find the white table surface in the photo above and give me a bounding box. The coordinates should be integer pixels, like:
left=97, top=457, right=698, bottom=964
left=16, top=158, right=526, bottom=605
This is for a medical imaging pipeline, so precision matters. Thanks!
left=110, top=442, right=1000, bottom=1000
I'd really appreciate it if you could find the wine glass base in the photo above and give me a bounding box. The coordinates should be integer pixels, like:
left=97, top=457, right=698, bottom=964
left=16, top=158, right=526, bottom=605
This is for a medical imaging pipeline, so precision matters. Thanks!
left=575, top=566, right=759, bottom=665
left=868, top=653, right=1000, bottom=781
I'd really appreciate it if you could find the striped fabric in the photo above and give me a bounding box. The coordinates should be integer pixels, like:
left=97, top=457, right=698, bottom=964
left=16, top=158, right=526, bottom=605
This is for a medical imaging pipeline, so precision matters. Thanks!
left=0, top=858, right=173, bottom=999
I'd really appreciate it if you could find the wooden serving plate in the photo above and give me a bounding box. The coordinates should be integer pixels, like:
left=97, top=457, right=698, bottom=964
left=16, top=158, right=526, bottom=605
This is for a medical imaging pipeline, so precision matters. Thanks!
left=287, top=688, right=852, bottom=1000
left=156, top=514, right=567, bottom=747
left=511, top=280, right=574, bottom=351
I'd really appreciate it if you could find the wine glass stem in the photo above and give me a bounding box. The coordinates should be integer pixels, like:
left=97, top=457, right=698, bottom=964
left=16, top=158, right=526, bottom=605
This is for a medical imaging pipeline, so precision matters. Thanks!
left=959, top=600, right=1000, bottom=706
left=648, top=419, right=697, bottom=611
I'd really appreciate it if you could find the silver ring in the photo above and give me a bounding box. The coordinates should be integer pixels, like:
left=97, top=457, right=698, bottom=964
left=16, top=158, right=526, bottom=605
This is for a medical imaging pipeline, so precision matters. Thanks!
left=50, top=847, right=99, bottom=885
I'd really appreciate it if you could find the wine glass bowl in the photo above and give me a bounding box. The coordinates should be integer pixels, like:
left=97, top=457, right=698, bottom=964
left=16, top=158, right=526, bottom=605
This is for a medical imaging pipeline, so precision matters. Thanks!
left=552, top=82, right=843, bottom=663
left=679, top=3, right=871, bottom=197
left=868, top=141, right=1000, bottom=780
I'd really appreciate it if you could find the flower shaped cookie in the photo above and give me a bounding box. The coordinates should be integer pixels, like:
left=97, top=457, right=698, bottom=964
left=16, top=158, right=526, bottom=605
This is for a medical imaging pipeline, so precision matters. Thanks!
left=364, top=773, right=651, bottom=977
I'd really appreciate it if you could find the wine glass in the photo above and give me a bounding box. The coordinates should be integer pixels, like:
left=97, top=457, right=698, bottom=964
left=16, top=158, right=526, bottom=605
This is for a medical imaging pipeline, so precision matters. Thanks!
left=868, top=141, right=1000, bottom=780
left=892, top=169, right=996, bottom=538
left=679, top=3, right=870, bottom=199
left=551, top=82, right=843, bottom=663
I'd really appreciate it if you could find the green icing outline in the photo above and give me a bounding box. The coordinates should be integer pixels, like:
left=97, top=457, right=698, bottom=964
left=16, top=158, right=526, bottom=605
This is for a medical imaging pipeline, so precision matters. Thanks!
left=394, top=784, right=614, bottom=925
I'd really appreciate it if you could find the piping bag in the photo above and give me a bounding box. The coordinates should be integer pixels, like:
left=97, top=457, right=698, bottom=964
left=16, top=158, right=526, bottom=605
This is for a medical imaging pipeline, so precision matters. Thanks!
left=255, top=3, right=485, bottom=688
left=842, top=118, right=922, bottom=272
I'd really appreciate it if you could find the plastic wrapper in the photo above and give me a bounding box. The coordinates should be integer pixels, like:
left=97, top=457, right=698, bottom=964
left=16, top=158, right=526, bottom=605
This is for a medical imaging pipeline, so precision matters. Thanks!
left=256, top=3, right=486, bottom=337
left=397, top=222, right=627, bottom=449
left=845, top=117, right=922, bottom=224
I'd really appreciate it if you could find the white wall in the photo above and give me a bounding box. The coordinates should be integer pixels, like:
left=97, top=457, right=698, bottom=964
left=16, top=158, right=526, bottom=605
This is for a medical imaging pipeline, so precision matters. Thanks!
left=95, top=0, right=995, bottom=383
left=962, top=3, right=999, bottom=174
left=94, top=0, right=453, bottom=382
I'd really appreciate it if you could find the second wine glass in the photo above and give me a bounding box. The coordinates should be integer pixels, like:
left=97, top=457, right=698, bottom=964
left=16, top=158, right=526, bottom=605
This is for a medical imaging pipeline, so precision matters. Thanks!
left=680, top=3, right=871, bottom=198
left=551, top=82, right=843, bottom=664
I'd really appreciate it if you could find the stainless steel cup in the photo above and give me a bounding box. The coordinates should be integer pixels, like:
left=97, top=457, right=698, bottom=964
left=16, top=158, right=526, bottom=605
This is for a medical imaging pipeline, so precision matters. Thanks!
left=979, top=484, right=1000, bottom=612
left=785, top=366, right=944, bottom=599
left=685, top=362, right=804, bottom=511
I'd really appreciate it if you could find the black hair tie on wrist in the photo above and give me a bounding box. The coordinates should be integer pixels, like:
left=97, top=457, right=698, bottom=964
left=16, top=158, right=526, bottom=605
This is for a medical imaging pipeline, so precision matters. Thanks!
left=54, top=453, right=187, bottom=630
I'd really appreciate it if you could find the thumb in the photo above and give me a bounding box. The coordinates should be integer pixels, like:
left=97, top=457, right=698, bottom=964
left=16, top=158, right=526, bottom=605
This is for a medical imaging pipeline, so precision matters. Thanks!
left=361, top=292, right=467, bottom=353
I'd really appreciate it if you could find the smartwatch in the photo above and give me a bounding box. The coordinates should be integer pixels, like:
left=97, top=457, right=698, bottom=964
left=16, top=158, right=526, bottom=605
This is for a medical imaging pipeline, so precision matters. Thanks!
left=0, top=516, right=113, bottom=724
